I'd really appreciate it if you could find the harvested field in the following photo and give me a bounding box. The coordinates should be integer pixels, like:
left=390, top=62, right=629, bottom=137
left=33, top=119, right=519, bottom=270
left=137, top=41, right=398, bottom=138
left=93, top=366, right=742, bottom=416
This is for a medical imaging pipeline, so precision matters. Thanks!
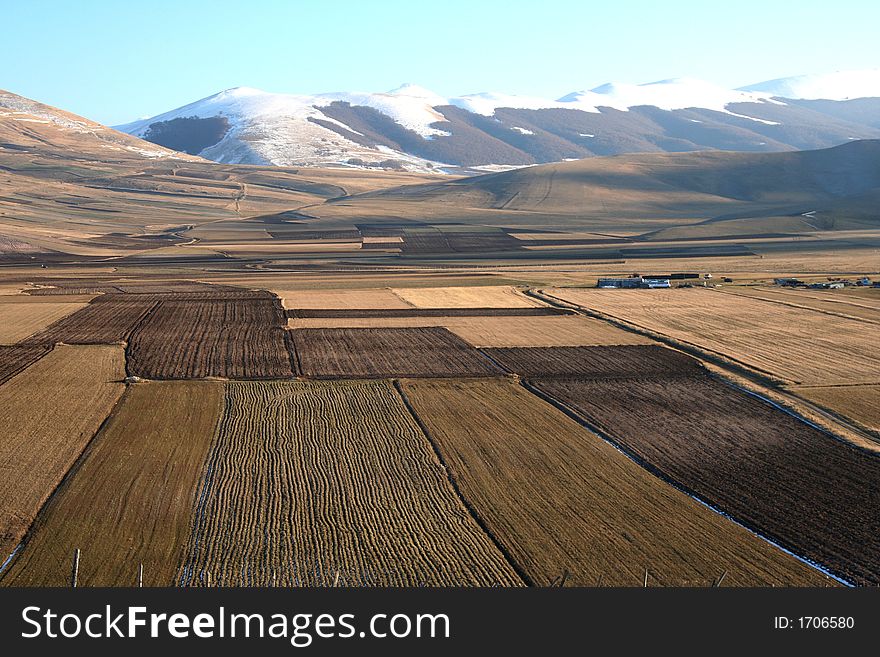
left=485, top=345, right=701, bottom=378
left=275, top=288, right=412, bottom=310
left=288, top=316, right=655, bottom=347
left=722, top=286, right=880, bottom=324
left=392, top=285, right=541, bottom=308
left=0, top=345, right=125, bottom=561
left=0, top=300, right=90, bottom=343
left=0, top=344, right=51, bottom=385
left=400, top=378, right=829, bottom=586
left=792, top=384, right=880, bottom=433
left=288, top=307, right=572, bottom=318
left=24, top=298, right=157, bottom=345
left=548, top=287, right=880, bottom=385
left=3, top=381, right=223, bottom=586
left=448, top=317, right=655, bottom=348
left=127, top=298, right=293, bottom=379
left=293, top=327, right=503, bottom=378
left=534, top=371, right=880, bottom=585
left=178, top=380, right=522, bottom=586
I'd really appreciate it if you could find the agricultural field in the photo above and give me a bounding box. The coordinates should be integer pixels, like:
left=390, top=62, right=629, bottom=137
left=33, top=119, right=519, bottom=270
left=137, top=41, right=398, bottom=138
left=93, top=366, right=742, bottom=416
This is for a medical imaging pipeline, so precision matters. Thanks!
left=292, top=327, right=503, bottom=378
left=2, top=382, right=223, bottom=586
left=485, top=344, right=701, bottom=378
left=0, top=299, right=91, bottom=344
left=792, top=385, right=880, bottom=433
left=178, top=380, right=522, bottom=586
left=0, top=345, right=50, bottom=384
left=288, top=314, right=652, bottom=347
left=274, top=288, right=412, bottom=310
left=23, top=296, right=158, bottom=345
left=532, top=361, right=880, bottom=585
left=391, top=285, right=541, bottom=308
left=0, top=345, right=125, bottom=561
left=547, top=287, right=880, bottom=385
left=288, top=307, right=570, bottom=318
left=399, top=378, right=829, bottom=586
left=720, top=286, right=880, bottom=324
left=127, top=298, right=293, bottom=379
left=446, top=316, right=653, bottom=347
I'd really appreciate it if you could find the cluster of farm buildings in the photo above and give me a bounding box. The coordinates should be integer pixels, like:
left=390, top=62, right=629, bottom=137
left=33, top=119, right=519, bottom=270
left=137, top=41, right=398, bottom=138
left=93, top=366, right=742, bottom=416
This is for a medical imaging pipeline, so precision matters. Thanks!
left=596, top=273, right=717, bottom=289
left=774, top=276, right=875, bottom=289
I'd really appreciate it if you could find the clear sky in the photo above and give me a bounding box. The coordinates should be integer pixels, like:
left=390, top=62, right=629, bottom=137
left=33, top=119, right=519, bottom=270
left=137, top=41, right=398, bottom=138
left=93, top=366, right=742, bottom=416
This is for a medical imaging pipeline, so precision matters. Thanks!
left=3, top=0, right=878, bottom=125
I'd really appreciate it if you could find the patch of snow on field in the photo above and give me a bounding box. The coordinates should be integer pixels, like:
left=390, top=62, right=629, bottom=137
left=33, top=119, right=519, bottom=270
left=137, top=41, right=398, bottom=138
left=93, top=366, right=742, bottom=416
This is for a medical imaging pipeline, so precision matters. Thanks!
left=511, top=126, right=534, bottom=135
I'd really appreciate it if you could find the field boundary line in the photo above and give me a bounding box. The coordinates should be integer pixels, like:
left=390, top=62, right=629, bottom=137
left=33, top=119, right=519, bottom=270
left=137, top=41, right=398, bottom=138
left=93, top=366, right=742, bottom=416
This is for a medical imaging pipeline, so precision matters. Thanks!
left=533, top=284, right=879, bottom=448
left=391, top=379, right=533, bottom=587
left=716, top=288, right=880, bottom=326
left=122, top=299, right=161, bottom=378
left=527, top=288, right=789, bottom=386
left=0, top=384, right=131, bottom=583
left=0, top=344, right=54, bottom=387
left=712, top=374, right=880, bottom=452
left=516, top=378, right=851, bottom=587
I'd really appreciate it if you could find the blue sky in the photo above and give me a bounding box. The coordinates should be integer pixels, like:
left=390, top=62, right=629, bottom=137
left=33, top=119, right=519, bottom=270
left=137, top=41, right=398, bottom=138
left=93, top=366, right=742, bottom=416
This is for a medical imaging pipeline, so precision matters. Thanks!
left=3, top=0, right=878, bottom=125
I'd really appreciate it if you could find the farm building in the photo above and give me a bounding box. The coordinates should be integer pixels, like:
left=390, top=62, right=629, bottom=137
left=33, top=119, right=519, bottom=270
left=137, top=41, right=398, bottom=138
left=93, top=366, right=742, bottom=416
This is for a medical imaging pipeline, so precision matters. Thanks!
left=643, top=278, right=671, bottom=289
left=597, top=277, right=671, bottom=289
left=598, top=277, right=643, bottom=289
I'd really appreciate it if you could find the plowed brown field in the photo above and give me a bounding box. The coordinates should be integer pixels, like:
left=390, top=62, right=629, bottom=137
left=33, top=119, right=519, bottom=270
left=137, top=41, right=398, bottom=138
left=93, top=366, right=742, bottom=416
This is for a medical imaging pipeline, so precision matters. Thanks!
left=534, top=373, right=880, bottom=585
left=0, top=345, right=50, bottom=384
left=2, top=381, right=223, bottom=586
left=400, top=378, right=830, bottom=586
left=127, top=298, right=293, bottom=379
left=292, top=327, right=503, bottom=378
left=177, top=380, right=521, bottom=586
left=0, top=345, right=125, bottom=561
left=24, top=297, right=157, bottom=345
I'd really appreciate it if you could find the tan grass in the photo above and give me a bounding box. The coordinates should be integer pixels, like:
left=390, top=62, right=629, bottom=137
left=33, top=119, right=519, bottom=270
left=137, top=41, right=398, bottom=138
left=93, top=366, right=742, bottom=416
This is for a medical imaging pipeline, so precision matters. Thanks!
left=276, top=288, right=412, bottom=310
left=0, top=345, right=125, bottom=560
left=0, top=301, right=90, bottom=343
left=2, top=381, right=223, bottom=586
left=549, top=287, right=880, bottom=386
left=392, top=285, right=541, bottom=308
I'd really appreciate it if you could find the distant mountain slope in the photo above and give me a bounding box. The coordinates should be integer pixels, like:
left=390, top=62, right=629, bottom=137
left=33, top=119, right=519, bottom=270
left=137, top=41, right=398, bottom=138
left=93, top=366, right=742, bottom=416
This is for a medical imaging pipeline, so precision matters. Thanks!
left=0, top=90, right=432, bottom=258
left=310, top=140, right=880, bottom=238
left=0, top=89, right=202, bottom=162
left=116, top=71, right=880, bottom=172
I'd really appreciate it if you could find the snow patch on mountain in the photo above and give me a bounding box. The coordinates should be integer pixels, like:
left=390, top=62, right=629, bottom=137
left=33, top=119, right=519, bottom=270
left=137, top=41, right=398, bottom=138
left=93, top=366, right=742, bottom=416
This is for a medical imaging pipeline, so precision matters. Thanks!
left=740, top=69, right=880, bottom=100
left=565, top=78, right=778, bottom=112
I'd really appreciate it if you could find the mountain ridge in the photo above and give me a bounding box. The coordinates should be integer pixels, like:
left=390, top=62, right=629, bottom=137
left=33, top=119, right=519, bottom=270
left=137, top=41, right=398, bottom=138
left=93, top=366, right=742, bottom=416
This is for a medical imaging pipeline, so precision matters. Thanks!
left=113, top=70, right=880, bottom=172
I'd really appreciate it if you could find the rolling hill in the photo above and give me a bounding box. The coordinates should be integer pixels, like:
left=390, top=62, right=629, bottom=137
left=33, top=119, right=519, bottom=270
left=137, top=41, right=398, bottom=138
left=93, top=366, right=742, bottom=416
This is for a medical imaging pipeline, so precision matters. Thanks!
left=0, top=90, right=432, bottom=259
left=310, top=140, right=880, bottom=238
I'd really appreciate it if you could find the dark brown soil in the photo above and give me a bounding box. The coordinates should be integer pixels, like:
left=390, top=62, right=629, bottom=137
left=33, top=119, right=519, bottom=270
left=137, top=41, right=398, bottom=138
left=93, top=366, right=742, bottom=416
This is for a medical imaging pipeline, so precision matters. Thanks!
left=127, top=298, right=293, bottom=379
left=24, top=299, right=157, bottom=344
left=292, top=327, right=504, bottom=378
left=534, top=370, right=880, bottom=585
left=0, top=344, right=51, bottom=384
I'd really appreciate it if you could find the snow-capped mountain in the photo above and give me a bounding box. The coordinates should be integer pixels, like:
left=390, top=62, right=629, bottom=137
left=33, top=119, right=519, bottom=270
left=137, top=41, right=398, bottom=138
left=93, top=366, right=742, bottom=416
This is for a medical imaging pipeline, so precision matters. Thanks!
left=116, top=71, right=880, bottom=172
left=739, top=69, right=880, bottom=100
